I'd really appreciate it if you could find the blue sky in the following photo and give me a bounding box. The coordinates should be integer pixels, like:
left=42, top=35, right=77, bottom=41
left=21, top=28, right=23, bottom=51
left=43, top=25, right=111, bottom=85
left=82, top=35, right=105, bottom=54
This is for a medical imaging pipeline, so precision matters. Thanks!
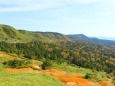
left=0, top=0, right=115, bottom=37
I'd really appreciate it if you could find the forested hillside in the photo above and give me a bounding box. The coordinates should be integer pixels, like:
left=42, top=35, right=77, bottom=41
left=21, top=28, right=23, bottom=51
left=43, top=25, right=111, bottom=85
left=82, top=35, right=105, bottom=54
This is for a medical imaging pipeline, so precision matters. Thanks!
left=0, top=41, right=115, bottom=75
left=0, top=24, right=115, bottom=76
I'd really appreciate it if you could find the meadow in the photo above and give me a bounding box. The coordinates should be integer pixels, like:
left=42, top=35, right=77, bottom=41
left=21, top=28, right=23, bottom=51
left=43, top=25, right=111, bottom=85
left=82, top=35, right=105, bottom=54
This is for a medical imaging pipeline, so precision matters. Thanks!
left=0, top=56, right=66, bottom=86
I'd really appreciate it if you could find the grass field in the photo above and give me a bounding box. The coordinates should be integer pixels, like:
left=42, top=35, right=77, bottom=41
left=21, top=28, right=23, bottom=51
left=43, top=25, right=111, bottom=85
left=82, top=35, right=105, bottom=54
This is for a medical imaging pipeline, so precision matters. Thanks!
left=0, top=73, right=66, bottom=86
left=0, top=53, right=114, bottom=86
left=0, top=56, right=66, bottom=86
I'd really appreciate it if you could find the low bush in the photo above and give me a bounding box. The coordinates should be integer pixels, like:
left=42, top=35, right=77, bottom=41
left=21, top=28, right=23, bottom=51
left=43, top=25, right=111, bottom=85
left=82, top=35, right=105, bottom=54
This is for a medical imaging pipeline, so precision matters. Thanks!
left=84, top=73, right=94, bottom=79
left=41, top=60, right=52, bottom=70
left=3, top=59, right=31, bottom=68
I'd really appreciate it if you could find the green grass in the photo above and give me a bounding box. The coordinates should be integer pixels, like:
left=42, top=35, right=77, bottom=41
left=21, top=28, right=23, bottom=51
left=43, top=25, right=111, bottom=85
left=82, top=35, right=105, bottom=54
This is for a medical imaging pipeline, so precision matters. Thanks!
left=0, top=55, right=113, bottom=85
left=0, top=56, right=66, bottom=86
left=0, top=24, right=70, bottom=43
left=0, top=73, right=66, bottom=86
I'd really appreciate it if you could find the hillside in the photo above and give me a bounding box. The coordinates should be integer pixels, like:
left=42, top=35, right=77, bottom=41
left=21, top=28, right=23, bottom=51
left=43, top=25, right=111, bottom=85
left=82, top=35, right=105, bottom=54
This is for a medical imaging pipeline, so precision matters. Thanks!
left=1, top=24, right=115, bottom=47
left=0, top=40, right=115, bottom=75
left=0, top=24, right=27, bottom=42
left=0, top=54, right=66, bottom=86
left=0, top=25, right=114, bottom=74
left=67, top=34, right=115, bottom=46
left=19, top=30, right=70, bottom=42
left=0, top=52, right=114, bottom=86
left=0, top=24, right=115, bottom=86
left=0, top=24, right=70, bottom=43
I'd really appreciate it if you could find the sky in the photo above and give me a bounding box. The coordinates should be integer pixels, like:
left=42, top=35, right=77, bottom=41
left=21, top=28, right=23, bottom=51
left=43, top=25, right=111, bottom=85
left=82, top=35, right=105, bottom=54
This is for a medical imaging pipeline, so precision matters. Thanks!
left=0, top=0, right=115, bottom=37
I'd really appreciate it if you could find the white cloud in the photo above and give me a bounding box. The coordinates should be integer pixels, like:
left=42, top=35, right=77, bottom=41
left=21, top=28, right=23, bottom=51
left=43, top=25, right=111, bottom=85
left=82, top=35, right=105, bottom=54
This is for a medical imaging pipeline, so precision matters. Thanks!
left=0, top=0, right=103, bottom=12
left=0, top=0, right=115, bottom=13
left=94, top=0, right=115, bottom=17
left=0, top=0, right=61, bottom=12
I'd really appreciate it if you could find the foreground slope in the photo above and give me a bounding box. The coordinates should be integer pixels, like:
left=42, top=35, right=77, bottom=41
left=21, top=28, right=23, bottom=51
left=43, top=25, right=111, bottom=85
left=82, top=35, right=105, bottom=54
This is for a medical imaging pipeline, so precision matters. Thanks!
left=0, top=52, right=114, bottom=86
left=0, top=53, right=66, bottom=86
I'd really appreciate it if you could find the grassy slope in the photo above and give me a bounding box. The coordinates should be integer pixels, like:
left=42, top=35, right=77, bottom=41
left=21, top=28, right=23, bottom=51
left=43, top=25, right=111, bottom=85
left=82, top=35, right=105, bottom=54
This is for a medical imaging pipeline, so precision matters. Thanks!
left=0, top=56, right=66, bottom=86
left=19, top=31, right=71, bottom=42
left=0, top=52, right=114, bottom=86
left=0, top=25, right=29, bottom=43
left=0, top=24, right=70, bottom=43
left=0, top=73, right=66, bottom=86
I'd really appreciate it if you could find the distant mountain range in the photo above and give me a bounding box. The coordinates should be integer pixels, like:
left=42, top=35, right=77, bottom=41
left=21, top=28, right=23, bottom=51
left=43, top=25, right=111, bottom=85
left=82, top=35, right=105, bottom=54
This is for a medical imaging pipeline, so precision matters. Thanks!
left=0, top=24, right=115, bottom=47
left=67, top=34, right=115, bottom=47
left=97, top=37, right=115, bottom=41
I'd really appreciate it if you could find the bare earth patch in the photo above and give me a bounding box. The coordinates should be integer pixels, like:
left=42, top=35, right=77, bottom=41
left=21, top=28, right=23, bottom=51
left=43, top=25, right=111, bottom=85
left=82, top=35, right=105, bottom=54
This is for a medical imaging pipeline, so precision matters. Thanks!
left=6, top=68, right=39, bottom=73
left=1, top=53, right=114, bottom=86
left=45, top=69, right=93, bottom=86
left=96, top=80, right=114, bottom=86
left=0, top=54, right=18, bottom=60
left=45, top=69, right=114, bottom=86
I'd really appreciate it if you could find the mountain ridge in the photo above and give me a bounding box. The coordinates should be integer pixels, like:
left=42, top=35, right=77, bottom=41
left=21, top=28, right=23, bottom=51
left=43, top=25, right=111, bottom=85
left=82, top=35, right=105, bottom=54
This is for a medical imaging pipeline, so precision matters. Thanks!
left=0, top=24, right=115, bottom=46
left=0, top=24, right=70, bottom=43
left=67, top=34, right=115, bottom=46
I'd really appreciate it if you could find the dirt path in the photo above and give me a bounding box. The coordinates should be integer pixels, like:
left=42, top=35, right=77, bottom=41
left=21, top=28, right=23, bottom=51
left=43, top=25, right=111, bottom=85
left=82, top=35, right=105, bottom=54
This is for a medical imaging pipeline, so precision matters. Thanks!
left=96, top=79, right=114, bottom=86
left=0, top=53, right=40, bottom=73
left=0, top=54, right=18, bottom=60
left=6, top=68, right=39, bottom=73
left=6, top=68, right=114, bottom=86
left=45, top=69, right=94, bottom=86
left=45, top=69, right=114, bottom=86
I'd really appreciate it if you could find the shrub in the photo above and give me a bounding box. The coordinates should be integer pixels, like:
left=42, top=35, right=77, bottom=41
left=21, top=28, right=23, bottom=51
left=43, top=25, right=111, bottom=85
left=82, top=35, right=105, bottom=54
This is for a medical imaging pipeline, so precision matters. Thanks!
left=84, top=73, right=94, bottom=79
left=41, top=60, right=52, bottom=70
left=3, top=59, right=31, bottom=68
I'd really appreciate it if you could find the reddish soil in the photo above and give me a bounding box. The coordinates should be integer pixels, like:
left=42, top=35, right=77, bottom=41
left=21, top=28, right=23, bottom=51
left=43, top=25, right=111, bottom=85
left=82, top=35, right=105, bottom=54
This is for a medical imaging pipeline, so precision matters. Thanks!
left=6, top=68, right=39, bottom=73
left=96, top=80, right=114, bottom=86
left=0, top=53, right=114, bottom=86
left=0, top=54, right=18, bottom=60
left=6, top=68, right=114, bottom=86
left=45, top=69, right=114, bottom=86
left=45, top=69, right=93, bottom=86
left=0, top=53, right=40, bottom=73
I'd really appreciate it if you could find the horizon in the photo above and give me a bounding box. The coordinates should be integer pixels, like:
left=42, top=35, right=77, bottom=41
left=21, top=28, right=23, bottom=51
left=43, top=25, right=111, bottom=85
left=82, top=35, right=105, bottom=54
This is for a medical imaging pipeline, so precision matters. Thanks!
left=1, top=24, right=115, bottom=41
left=0, top=0, right=115, bottom=38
